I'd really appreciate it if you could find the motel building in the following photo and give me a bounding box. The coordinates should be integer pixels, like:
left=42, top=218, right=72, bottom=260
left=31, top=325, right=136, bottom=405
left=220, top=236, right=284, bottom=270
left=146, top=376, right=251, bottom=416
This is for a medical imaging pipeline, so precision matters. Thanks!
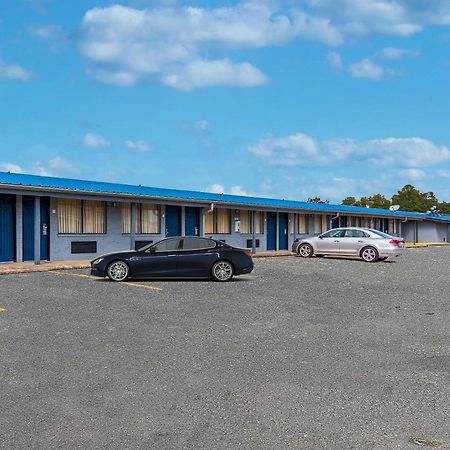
left=0, top=171, right=450, bottom=263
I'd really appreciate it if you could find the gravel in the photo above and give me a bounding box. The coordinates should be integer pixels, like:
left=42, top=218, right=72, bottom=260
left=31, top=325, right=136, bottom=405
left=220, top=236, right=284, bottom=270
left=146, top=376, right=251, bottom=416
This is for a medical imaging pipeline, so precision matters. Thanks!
left=0, top=247, right=449, bottom=449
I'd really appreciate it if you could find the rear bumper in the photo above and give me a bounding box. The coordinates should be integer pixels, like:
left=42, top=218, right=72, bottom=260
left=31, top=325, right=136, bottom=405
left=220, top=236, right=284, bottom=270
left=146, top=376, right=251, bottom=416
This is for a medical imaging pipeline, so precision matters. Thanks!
left=379, top=247, right=403, bottom=258
left=237, top=265, right=253, bottom=275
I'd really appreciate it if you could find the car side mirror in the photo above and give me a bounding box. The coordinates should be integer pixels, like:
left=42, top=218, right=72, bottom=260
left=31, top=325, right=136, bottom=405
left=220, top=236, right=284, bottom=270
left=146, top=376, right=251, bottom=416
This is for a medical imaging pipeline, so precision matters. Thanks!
left=319, top=235, right=323, bottom=239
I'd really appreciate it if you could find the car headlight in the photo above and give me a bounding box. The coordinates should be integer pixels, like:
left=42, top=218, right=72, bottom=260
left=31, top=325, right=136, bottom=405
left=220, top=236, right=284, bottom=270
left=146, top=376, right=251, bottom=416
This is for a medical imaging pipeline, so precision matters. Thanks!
left=92, top=257, right=104, bottom=265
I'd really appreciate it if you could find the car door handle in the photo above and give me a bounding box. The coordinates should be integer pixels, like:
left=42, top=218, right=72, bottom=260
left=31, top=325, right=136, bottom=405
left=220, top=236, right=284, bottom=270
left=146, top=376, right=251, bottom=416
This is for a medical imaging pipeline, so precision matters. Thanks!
left=334, top=240, right=340, bottom=242
left=167, top=254, right=177, bottom=257
left=358, top=240, right=364, bottom=243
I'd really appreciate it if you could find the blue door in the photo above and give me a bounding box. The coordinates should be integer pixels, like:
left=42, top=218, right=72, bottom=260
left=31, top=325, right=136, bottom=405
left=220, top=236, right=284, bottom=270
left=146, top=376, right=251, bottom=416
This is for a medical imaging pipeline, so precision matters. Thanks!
left=185, top=207, right=200, bottom=236
left=340, top=216, right=347, bottom=227
left=278, top=213, right=288, bottom=250
left=23, top=197, right=50, bottom=261
left=331, top=217, right=339, bottom=228
left=0, top=195, right=14, bottom=262
left=165, top=205, right=181, bottom=237
left=266, top=212, right=277, bottom=251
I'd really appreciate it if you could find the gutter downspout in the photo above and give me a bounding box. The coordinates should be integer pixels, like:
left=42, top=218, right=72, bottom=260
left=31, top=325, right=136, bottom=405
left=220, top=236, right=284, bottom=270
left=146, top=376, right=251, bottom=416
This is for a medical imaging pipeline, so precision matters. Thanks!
left=330, top=212, right=339, bottom=229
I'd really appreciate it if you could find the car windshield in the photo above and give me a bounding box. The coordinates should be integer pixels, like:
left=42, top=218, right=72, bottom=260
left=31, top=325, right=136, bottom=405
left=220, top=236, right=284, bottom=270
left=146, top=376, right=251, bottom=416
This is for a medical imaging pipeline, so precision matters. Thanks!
left=368, top=229, right=392, bottom=238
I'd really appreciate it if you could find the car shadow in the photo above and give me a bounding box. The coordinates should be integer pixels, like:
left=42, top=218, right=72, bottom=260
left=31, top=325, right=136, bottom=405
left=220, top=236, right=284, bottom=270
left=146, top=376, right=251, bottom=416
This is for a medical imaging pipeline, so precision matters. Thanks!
left=92, top=276, right=251, bottom=283
left=301, top=255, right=398, bottom=263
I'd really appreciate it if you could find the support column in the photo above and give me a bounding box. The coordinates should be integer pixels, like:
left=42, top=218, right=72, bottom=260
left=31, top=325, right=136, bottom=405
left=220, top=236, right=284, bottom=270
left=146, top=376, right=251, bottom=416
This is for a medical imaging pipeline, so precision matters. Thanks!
left=200, top=208, right=205, bottom=237
left=130, top=202, right=136, bottom=250
left=251, top=211, right=256, bottom=254
left=275, top=212, right=279, bottom=250
left=16, top=195, right=23, bottom=262
left=34, top=196, right=41, bottom=265
left=398, top=220, right=402, bottom=238
left=293, top=213, right=297, bottom=241
left=414, top=221, right=418, bottom=244
left=181, top=206, right=186, bottom=236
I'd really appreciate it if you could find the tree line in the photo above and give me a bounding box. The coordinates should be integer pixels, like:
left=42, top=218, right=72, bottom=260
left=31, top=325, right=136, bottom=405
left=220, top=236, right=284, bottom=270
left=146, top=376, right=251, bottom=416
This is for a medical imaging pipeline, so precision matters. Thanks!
left=308, top=185, right=450, bottom=215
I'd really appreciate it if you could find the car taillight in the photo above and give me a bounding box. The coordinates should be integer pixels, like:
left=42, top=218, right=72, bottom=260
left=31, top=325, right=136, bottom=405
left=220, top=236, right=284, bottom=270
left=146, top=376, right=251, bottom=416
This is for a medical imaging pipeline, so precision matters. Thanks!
left=244, top=250, right=253, bottom=257
left=389, top=239, right=402, bottom=246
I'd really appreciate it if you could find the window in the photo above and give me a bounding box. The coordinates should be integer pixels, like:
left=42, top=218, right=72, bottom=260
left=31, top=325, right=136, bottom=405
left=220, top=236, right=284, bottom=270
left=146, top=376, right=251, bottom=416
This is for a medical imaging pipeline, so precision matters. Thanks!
left=297, top=214, right=309, bottom=234
left=289, top=214, right=295, bottom=234
left=150, top=238, right=181, bottom=252
left=57, top=199, right=106, bottom=234
left=122, top=203, right=161, bottom=234
left=389, top=219, right=398, bottom=235
left=321, top=229, right=343, bottom=238
left=240, top=210, right=252, bottom=234
left=314, top=215, right=328, bottom=233
left=240, top=210, right=264, bottom=234
left=343, top=229, right=368, bottom=238
left=83, top=201, right=106, bottom=234
left=182, top=238, right=216, bottom=250
left=205, top=208, right=231, bottom=234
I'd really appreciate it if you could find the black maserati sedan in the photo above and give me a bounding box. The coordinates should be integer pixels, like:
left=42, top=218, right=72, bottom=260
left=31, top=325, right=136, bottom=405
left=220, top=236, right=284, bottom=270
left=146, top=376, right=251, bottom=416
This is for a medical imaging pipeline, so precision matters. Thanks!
left=90, top=237, right=254, bottom=282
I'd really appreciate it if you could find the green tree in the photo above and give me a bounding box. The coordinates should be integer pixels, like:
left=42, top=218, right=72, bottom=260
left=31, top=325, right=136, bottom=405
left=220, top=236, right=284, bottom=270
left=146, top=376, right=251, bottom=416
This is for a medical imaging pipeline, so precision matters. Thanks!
left=307, top=197, right=329, bottom=204
left=341, top=196, right=358, bottom=206
left=438, top=202, right=450, bottom=215
left=391, top=185, right=436, bottom=212
left=366, top=194, right=391, bottom=209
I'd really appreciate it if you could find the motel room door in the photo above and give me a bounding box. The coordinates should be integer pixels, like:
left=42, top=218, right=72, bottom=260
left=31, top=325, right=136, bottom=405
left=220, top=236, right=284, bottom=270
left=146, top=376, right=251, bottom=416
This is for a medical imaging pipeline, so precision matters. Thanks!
left=165, top=205, right=182, bottom=237
left=185, top=207, right=200, bottom=236
left=278, top=213, right=288, bottom=250
left=23, top=196, right=50, bottom=261
left=266, top=212, right=277, bottom=251
left=0, top=195, right=14, bottom=262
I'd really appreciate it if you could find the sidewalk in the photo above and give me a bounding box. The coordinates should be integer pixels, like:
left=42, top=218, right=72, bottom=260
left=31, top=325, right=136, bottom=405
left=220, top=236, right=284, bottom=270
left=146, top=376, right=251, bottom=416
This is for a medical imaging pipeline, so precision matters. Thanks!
left=0, top=260, right=90, bottom=275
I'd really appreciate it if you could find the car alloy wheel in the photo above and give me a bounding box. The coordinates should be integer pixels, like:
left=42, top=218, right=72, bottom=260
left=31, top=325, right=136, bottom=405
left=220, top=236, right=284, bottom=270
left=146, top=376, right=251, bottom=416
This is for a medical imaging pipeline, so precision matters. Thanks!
left=212, top=261, right=234, bottom=282
left=361, top=247, right=378, bottom=263
left=298, top=243, right=313, bottom=258
left=107, top=261, right=130, bottom=281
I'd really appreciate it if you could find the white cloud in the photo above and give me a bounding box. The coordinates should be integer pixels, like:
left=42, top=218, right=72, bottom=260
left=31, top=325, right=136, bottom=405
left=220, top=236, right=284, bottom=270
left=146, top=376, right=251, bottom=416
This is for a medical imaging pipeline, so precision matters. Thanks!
left=206, top=184, right=225, bottom=194
left=124, top=140, right=152, bottom=152
left=250, top=133, right=450, bottom=168
left=78, top=3, right=341, bottom=89
left=29, top=161, right=53, bottom=177
left=379, top=47, right=421, bottom=60
left=249, top=133, right=322, bottom=166
left=0, top=59, right=34, bottom=82
left=30, top=24, right=62, bottom=39
left=48, top=156, right=77, bottom=172
left=0, top=157, right=77, bottom=177
left=399, top=168, right=427, bottom=180
left=205, top=184, right=249, bottom=196
left=438, top=169, right=450, bottom=178
left=349, top=58, right=387, bottom=80
left=82, top=132, right=110, bottom=148
left=327, top=51, right=344, bottom=70
left=0, top=163, right=24, bottom=173
left=194, top=120, right=208, bottom=133
left=162, top=59, right=268, bottom=91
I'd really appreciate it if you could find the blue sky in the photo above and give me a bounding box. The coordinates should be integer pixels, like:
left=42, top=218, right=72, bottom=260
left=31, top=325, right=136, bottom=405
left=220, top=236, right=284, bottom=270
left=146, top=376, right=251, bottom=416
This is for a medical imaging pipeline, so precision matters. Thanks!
left=1, top=0, right=450, bottom=202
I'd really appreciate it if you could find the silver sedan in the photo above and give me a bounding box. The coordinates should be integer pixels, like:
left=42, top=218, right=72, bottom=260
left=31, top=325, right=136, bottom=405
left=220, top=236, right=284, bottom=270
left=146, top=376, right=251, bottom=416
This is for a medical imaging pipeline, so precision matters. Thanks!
left=292, top=227, right=405, bottom=262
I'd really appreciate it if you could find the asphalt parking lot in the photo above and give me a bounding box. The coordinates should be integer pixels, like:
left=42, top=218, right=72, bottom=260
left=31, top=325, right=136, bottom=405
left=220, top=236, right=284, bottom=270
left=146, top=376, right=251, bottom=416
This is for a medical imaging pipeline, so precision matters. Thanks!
left=0, top=248, right=449, bottom=450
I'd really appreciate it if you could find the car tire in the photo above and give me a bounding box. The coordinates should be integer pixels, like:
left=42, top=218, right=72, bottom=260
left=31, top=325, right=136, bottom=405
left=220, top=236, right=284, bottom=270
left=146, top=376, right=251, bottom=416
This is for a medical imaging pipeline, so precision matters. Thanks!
left=211, top=260, right=234, bottom=282
left=298, top=243, right=314, bottom=258
left=361, top=247, right=379, bottom=263
left=107, top=260, right=130, bottom=282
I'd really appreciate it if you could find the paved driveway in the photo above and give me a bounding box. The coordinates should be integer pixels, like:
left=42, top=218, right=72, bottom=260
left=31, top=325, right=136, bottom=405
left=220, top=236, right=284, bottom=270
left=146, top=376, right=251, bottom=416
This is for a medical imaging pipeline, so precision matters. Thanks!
left=0, top=248, right=449, bottom=449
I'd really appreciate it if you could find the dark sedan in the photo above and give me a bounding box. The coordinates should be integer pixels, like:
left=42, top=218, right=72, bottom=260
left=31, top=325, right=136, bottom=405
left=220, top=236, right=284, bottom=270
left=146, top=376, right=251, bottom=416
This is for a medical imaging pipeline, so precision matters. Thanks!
left=90, top=237, right=254, bottom=282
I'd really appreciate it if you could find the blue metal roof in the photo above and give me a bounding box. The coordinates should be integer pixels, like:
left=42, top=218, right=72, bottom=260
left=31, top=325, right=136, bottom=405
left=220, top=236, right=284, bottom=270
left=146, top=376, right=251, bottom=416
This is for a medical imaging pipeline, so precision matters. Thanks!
left=1, top=171, right=449, bottom=222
